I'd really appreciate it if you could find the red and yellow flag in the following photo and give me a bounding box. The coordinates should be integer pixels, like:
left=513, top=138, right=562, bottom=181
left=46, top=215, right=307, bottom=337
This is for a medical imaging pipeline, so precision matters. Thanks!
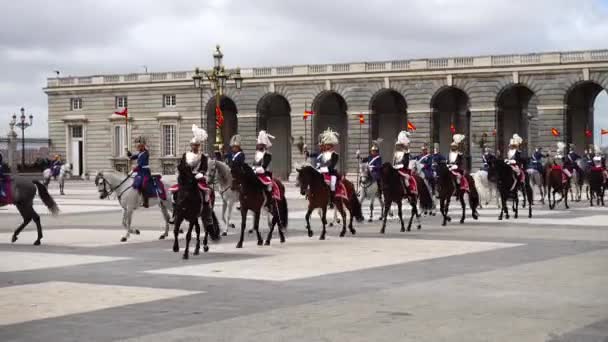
left=303, top=110, right=313, bottom=121
left=450, top=123, right=456, bottom=134
left=358, top=114, right=365, bottom=124
left=215, top=105, right=224, bottom=128
left=602, top=129, right=608, bottom=135
left=407, top=120, right=416, bottom=131
left=551, top=128, right=560, bottom=137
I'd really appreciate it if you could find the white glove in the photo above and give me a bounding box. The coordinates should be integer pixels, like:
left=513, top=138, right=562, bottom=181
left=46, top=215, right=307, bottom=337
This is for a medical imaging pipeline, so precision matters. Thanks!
left=195, top=173, right=206, bottom=181
left=254, top=166, right=265, bottom=174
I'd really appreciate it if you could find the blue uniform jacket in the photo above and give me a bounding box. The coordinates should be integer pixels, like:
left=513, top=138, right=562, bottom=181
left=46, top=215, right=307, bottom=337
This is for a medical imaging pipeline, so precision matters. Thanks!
left=528, top=151, right=544, bottom=172
left=226, top=151, right=246, bottom=167
left=362, top=155, right=382, bottom=181
left=416, top=153, right=433, bottom=178
left=481, top=153, right=495, bottom=171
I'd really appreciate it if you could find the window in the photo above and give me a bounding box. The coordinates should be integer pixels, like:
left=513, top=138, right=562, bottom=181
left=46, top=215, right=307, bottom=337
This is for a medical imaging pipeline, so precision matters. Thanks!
left=115, top=96, right=128, bottom=108
left=163, top=94, right=176, bottom=107
left=70, top=98, right=82, bottom=110
left=71, top=126, right=83, bottom=138
left=113, top=125, right=126, bottom=157
left=161, top=124, right=176, bottom=156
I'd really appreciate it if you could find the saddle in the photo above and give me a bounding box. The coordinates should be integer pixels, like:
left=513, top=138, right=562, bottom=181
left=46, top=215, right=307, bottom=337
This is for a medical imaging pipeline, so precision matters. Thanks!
left=321, top=173, right=348, bottom=200
left=168, top=178, right=214, bottom=203
left=256, top=175, right=281, bottom=200
left=143, top=175, right=167, bottom=200
left=0, top=175, right=13, bottom=205
left=450, top=170, right=470, bottom=192
left=551, top=165, right=569, bottom=184
left=397, top=169, right=418, bottom=195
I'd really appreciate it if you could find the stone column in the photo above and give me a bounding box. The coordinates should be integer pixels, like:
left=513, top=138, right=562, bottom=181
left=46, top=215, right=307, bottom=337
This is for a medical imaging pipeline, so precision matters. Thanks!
left=7, top=130, right=17, bottom=174
left=408, top=109, right=432, bottom=153
left=537, top=105, right=566, bottom=153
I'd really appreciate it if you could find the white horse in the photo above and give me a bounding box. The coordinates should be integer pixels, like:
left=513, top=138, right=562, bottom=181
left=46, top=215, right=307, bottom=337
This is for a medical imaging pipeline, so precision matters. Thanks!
left=94, top=171, right=172, bottom=242
left=206, top=159, right=240, bottom=236
left=43, top=164, right=72, bottom=195
left=526, top=168, right=546, bottom=204
left=471, top=169, right=499, bottom=207
left=357, top=161, right=386, bottom=222
left=409, top=159, right=437, bottom=215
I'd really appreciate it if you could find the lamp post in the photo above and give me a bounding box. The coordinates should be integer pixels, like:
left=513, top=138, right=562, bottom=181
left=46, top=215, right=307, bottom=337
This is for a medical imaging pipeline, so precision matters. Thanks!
left=10, top=107, right=33, bottom=170
left=192, top=45, right=243, bottom=153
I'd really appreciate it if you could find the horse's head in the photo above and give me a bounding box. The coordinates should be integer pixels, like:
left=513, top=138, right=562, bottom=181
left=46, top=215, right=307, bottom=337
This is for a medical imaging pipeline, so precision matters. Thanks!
left=207, top=159, right=218, bottom=184
left=358, top=161, right=370, bottom=184
left=94, top=172, right=109, bottom=199
left=296, top=165, right=316, bottom=196
left=177, top=155, right=196, bottom=187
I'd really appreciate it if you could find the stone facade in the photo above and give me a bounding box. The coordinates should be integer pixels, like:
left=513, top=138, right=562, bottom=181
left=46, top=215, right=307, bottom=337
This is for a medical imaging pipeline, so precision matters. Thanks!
left=45, top=50, right=608, bottom=179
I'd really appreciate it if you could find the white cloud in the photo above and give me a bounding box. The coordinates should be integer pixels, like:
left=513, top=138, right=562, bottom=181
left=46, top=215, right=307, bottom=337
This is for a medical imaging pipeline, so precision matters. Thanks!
left=0, top=0, right=607, bottom=138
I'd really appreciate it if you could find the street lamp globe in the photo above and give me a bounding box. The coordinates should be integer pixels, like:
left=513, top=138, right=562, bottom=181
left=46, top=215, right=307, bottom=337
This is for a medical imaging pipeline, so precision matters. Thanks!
left=234, top=67, right=243, bottom=89
left=213, top=45, right=223, bottom=69
left=192, top=67, right=202, bottom=88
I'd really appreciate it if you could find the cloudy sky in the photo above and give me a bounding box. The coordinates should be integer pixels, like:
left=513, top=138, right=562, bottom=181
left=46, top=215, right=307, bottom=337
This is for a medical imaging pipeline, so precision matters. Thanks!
left=1, top=0, right=607, bottom=144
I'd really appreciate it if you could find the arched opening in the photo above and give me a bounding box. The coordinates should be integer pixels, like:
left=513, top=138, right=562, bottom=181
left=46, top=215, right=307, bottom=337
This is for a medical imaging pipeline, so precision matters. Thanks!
left=495, top=85, right=538, bottom=157
left=431, top=87, right=471, bottom=169
left=370, top=89, right=407, bottom=162
left=206, top=96, right=238, bottom=155
left=312, top=91, right=348, bottom=172
left=565, top=81, right=607, bottom=154
left=257, top=93, right=292, bottom=180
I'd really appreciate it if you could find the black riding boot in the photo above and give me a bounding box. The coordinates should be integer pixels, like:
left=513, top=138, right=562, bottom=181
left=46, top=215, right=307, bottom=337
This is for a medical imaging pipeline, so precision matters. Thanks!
left=265, top=190, right=274, bottom=211
left=142, top=193, right=149, bottom=208
left=202, top=202, right=214, bottom=229
left=329, top=191, right=336, bottom=209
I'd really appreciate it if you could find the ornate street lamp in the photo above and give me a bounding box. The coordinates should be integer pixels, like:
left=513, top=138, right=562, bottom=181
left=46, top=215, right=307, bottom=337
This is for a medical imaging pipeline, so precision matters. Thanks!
left=10, top=107, right=34, bottom=170
left=192, top=45, right=243, bottom=153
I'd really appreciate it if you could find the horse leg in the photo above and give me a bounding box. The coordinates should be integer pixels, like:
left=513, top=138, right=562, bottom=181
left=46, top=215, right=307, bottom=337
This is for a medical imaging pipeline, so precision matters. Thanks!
left=404, top=201, right=412, bottom=232
left=339, top=202, right=348, bottom=238
left=564, top=189, right=569, bottom=209
left=183, top=221, right=194, bottom=260
left=368, top=194, right=374, bottom=222
left=120, top=209, right=131, bottom=242
left=305, top=208, right=314, bottom=237
left=253, top=211, right=263, bottom=246
left=172, top=215, right=183, bottom=252
left=265, top=215, right=276, bottom=246
left=380, top=202, right=390, bottom=234
left=12, top=204, right=33, bottom=243
left=440, top=197, right=447, bottom=226
left=459, top=193, right=466, bottom=224
left=236, top=208, right=246, bottom=248
left=513, top=194, right=519, bottom=219
left=194, top=220, right=202, bottom=255
left=159, top=200, right=171, bottom=240
left=348, top=202, right=356, bottom=235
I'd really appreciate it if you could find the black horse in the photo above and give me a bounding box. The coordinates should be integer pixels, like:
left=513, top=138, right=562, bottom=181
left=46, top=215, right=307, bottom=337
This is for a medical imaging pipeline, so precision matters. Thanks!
left=171, top=155, right=220, bottom=259
left=4, top=176, right=59, bottom=245
left=435, top=163, right=480, bottom=226
left=231, top=162, right=288, bottom=248
left=379, top=163, right=433, bottom=233
left=488, top=159, right=533, bottom=220
left=588, top=168, right=605, bottom=206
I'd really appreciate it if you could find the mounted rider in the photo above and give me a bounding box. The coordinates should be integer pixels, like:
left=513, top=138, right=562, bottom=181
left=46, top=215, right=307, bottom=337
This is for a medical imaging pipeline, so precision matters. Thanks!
left=591, top=145, right=608, bottom=182
left=528, top=146, right=545, bottom=175
left=416, top=143, right=434, bottom=183
left=183, top=124, right=214, bottom=227
left=360, top=139, right=383, bottom=196
left=226, top=134, right=245, bottom=168
left=432, top=142, right=446, bottom=179
left=448, top=134, right=467, bottom=189
left=393, top=131, right=416, bottom=195
left=127, top=136, right=151, bottom=208
left=481, top=147, right=496, bottom=172
left=313, top=128, right=340, bottom=206
left=583, top=145, right=595, bottom=169
left=50, top=154, right=63, bottom=179
left=506, top=134, right=525, bottom=186
left=565, top=143, right=581, bottom=177
left=253, top=130, right=276, bottom=207
left=553, top=142, right=572, bottom=183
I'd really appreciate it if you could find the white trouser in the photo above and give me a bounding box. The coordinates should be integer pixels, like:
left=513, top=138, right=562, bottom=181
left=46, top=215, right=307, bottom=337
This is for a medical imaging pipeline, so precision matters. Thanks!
left=330, top=175, right=337, bottom=192
left=563, top=169, right=572, bottom=178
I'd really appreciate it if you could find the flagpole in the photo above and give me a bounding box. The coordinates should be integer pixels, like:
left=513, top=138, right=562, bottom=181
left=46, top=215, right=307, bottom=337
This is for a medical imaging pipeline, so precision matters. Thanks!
left=304, top=101, right=308, bottom=162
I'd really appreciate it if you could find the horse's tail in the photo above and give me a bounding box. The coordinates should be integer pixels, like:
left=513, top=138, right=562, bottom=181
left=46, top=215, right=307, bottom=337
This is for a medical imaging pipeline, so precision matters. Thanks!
left=209, top=210, right=221, bottom=242
left=415, top=176, right=433, bottom=210
left=342, top=178, right=364, bottom=222
left=465, top=175, right=480, bottom=210
left=33, top=180, right=59, bottom=216
left=276, top=180, right=288, bottom=229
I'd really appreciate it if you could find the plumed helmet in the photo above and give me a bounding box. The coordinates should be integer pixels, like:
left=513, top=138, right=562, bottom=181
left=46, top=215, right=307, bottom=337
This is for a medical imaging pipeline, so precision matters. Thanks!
left=134, top=136, right=147, bottom=145
left=191, top=124, right=208, bottom=145
left=371, top=138, right=383, bottom=151
left=451, top=134, right=466, bottom=146
left=256, top=130, right=275, bottom=148
left=510, top=134, right=523, bottom=147
left=556, top=141, right=566, bottom=155
left=395, top=131, right=410, bottom=146
left=320, top=128, right=339, bottom=145
left=230, top=134, right=241, bottom=147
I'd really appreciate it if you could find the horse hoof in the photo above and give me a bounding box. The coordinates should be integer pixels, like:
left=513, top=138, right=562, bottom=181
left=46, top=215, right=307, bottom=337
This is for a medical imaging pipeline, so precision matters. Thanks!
left=380, top=230, right=385, bottom=234
left=417, top=225, right=421, bottom=230
left=183, top=254, right=189, bottom=260
left=528, top=214, right=532, bottom=218
left=459, top=220, right=464, bottom=224
left=179, top=229, right=184, bottom=234
left=230, top=224, right=235, bottom=229
left=121, top=237, right=127, bottom=242
left=368, top=219, right=373, bottom=223
left=307, top=231, right=313, bottom=238
left=400, top=228, right=405, bottom=232
left=264, top=240, right=270, bottom=246
left=135, top=229, right=140, bottom=235
left=257, top=240, right=263, bottom=246
left=11, top=235, right=17, bottom=243
left=447, top=217, right=452, bottom=222
left=339, top=232, right=345, bottom=238
left=280, top=238, right=285, bottom=244
left=173, top=245, right=179, bottom=252
left=320, top=236, right=326, bottom=240
left=329, top=223, right=334, bottom=227
left=249, top=229, right=254, bottom=234
left=159, top=234, right=166, bottom=240
left=204, top=246, right=209, bottom=252
left=350, top=229, right=356, bottom=235
left=221, top=232, right=228, bottom=236
left=442, top=222, right=447, bottom=226
left=236, top=242, right=243, bottom=249
left=33, top=240, right=41, bottom=246
left=498, top=217, right=503, bottom=220
left=194, top=249, right=200, bottom=255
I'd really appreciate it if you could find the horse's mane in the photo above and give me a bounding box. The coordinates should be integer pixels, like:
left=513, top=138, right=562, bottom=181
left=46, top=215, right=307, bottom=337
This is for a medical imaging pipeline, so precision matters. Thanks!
left=96, top=170, right=126, bottom=186
left=211, top=159, right=231, bottom=185
left=298, top=165, right=324, bottom=182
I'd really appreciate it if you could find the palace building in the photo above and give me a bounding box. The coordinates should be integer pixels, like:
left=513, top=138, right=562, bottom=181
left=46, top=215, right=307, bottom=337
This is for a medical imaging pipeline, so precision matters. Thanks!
left=45, top=49, right=608, bottom=179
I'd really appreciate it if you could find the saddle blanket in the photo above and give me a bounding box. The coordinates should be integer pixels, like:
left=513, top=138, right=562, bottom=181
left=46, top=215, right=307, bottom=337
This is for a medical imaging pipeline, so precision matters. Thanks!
left=143, top=175, right=167, bottom=200
left=551, top=165, right=569, bottom=184
left=451, top=171, right=470, bottom=192
left=0, top=176, right=13, bottom=205
left=511, top=166, right=525, bottom=183
left=323, top=174, right=348, bottom=200
left=397, top=169, right=418, bottom=195
left=257, top=175, right=281, bottom=200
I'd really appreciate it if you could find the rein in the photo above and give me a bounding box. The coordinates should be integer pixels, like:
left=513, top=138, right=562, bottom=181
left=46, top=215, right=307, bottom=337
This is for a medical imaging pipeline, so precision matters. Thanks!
left=99, top=173, right=133, bottom=200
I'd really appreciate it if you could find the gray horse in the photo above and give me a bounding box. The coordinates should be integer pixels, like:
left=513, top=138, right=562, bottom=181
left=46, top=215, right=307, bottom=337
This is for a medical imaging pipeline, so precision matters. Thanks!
left=2, top=176, right=60, bottom=245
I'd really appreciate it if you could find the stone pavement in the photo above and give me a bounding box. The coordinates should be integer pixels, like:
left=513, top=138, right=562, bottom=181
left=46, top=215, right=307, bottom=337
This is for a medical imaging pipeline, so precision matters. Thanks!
left=0, top=180, right=607, bottom=341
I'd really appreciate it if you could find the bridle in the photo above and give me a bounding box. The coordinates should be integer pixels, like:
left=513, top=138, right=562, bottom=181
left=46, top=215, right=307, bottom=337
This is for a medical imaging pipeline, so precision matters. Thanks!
left=96, top=174, right=132, bottom=200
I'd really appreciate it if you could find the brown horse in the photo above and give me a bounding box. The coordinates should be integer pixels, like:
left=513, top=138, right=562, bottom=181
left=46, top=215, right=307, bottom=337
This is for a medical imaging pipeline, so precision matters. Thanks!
left=296, top=165, right=364, bottom=240
left=231, top=162, right=288, bottom=248
left=546, top=166, right=570, bottom=210
left=436, top=163, right=480, bottom=226
left=587, top=168, right=605, bottom=206
left=379, top=163, right=434, bottom=233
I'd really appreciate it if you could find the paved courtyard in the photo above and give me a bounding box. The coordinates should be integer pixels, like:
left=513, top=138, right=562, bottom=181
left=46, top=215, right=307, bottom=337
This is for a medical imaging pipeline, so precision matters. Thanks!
left=0, top=180, right=607, bottom=341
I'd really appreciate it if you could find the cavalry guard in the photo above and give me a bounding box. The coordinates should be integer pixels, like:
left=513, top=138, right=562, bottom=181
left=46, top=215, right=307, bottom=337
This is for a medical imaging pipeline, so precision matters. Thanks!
left=50, top=154, right=63, bottom=179
left=529, top=146, right=545, bottom=175
left=592, top=145, right=608, bottom=182
left=253, top=130, right=276, bottom=207
left=506, top=134, right=525, bottom=187
left=416, top=144, right=434, bottom=194
left=317, top=128, right=340, bottom=206
left=393, top=131, right=416, bottom=194
left=184, top=124, right=214, bottom=227
left=432, top=142, right=446, bottom=178
left=554, top=142, right=572, bottom=182
left=584, top=145, right=595, bottom=168
left=361, top=139, right=383, bottom=194
left=481, top=147, right=496, bottom=172
left=448, top=134, right=467, bottom=188
left=226, top=134, right=245, bottom=167
left=566, top=143, right=581, bottom=176
left=127, top=136, right=151, bottom=208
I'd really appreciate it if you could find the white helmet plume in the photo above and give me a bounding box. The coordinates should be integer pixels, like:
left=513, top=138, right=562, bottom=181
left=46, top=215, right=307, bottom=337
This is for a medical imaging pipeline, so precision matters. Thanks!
left=452, top=134, right=466, bottom=145
left=191, top=124, right=208, bottom=145
left=256, top=130, right=275, bottom=148
left=396, top=131, right=410, bottom=145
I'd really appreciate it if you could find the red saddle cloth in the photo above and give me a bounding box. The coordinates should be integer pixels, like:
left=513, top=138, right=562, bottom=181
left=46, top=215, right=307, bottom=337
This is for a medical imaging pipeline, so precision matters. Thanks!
left=0, top=176, right=13, bottom=205
left=397, top=169, right=418, bottom=195
left=551, top=165, right=569, bottom=184
left=322, top=173, right=348, bottom=200
left=450, top=170, right=469, bottom=192
left=511, top=165, right=525, bottom=183
left=257, top=175, right=281, bottom=200
left=169, top=179, right=214, bottom=202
